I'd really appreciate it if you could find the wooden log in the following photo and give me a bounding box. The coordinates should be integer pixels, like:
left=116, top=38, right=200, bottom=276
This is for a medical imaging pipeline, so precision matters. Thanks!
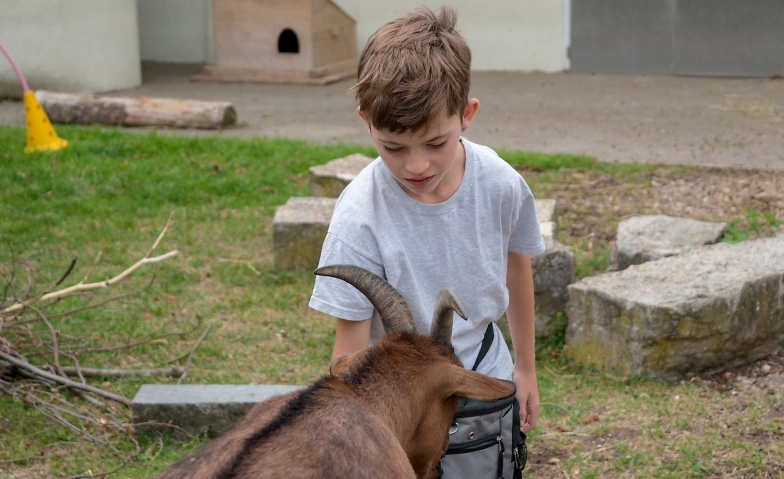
left=35, top=90, right=237, bottom=130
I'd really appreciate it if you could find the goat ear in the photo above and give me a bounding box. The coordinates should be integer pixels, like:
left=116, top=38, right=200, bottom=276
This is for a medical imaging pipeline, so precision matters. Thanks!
left=443, top=364, right=516, bottom=401
left=329, top=349, right=369, bottom=380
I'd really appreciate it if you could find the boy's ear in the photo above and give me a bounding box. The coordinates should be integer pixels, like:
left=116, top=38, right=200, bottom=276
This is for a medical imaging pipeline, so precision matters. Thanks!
left=357, top=107, right=372, bottom=134
left=461, top=98, right=480, bottom=131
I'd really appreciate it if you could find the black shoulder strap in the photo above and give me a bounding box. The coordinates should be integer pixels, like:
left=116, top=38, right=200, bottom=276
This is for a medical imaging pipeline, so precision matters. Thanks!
left=470, top=323, right=495, bottom=371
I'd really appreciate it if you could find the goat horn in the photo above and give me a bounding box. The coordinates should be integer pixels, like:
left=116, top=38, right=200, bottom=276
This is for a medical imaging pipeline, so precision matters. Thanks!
left=429, top=289, right=467, bottom=347
left=314, top=265, right=415, bottom=334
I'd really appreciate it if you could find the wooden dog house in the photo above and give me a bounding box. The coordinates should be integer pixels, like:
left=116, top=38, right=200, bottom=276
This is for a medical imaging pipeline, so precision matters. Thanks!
left=194, top=0, right=358, bottom=85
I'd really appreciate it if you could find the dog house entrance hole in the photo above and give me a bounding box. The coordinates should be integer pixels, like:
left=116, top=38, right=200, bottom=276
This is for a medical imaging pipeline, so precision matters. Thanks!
left=278, top=29, right=300, bottom=53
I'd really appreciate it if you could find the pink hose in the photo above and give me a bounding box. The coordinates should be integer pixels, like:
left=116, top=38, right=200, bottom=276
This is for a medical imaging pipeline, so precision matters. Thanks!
left=0, top=41, right=30, bottom=92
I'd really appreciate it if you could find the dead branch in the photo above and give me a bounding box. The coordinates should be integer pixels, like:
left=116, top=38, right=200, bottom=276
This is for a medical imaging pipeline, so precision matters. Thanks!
left=0, top=377, right=141, bottom=458
left=75, top=317, right=201, bottom=354
left=0, top=351, right=131, bottom=406
left=46, top=256, right=78, bottom=293
left=1, top=213, right=177, bottom=316
left=177, top=323, right=214, bottom=385
left=0, top=213, right=197, bottom=477
left=57, top=366, right=184, bottom=378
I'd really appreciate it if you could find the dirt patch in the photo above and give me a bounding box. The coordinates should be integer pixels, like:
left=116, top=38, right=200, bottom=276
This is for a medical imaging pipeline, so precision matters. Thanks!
left=519, top=164, right=784, bottom=477
left=520, top=165, right=784, bottom=276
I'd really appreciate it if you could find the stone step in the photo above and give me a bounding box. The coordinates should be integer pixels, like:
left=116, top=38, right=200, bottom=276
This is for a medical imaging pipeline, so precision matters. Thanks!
left=272, top=197, right=336, bottom=271
left=608, top=215, right=727, bottom=271
left=565, top=233, right=784, bottom=380
left=131, top=384, right=303, bottom=438
left=273, top=195, right=572, bottom=337
left=308, top=153, right=373, bottom=198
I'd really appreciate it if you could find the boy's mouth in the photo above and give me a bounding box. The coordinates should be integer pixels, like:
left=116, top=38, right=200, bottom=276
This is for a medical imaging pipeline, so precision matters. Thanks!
left=406, top=175, right=434, bottom=187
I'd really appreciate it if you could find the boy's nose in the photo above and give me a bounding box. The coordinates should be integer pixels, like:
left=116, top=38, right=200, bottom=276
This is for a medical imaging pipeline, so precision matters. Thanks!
left=405, top=153, right=430, bottom=176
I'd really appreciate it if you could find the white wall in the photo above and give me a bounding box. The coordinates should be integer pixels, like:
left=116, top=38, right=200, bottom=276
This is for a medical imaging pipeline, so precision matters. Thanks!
left=333, top=0, right=568, bottom=72
left=0, top=0, right=141, bottom=97
left=137, top=0, right=214, bottom=64
left=135, top=0, right=568, bottom=72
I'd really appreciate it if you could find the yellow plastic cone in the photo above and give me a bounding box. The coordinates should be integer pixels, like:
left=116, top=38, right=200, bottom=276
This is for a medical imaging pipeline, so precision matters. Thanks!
left=23, top=90, right=67, bottom=153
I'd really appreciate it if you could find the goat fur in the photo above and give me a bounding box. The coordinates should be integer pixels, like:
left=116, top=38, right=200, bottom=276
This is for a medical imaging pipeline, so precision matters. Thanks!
left=155, top=332, right=515, bottom=479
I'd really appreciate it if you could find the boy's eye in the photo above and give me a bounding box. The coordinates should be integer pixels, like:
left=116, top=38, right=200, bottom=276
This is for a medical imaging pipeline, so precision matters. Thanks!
left=383, top=145, right=402, bottom=153
left=430, top=140, right=448, bottom=149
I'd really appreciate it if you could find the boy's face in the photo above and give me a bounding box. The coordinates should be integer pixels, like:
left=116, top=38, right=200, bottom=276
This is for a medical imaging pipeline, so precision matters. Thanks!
left=359, top=99, right=480, bottom=204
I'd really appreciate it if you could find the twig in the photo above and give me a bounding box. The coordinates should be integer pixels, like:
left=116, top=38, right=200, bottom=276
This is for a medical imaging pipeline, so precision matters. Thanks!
left=62, top=352, right=106, bottom=408
left=0, top=351, right=131, bottom=405
left=46, top=256, right=78, bottom=293
left=75, top=319, right=200, bottom=354
left=63, top=456, right=136, bottom=479
left=1, top=251, right=177, bottom=315
left=540, top=431, right=591, bottom=437
left=218, top=257, right=262, bottom=276
left=57, top=366, right=184, bottom=378
left=1, top=215, right=177, bottom=316
left=34, top=270, right=158, bottom=321
left=22, top=304, right=104, bottom=407
left=541, top=402, right=572, bottom=416
left=80, top=251, right=102, bottom=284
left=544, top=366, right=577, bottom=377
left=177, top=323, right=214, bottom=385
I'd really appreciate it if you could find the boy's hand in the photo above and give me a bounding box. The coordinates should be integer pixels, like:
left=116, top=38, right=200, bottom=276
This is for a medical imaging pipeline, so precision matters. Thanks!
left=513, top=369, right=540, bottom=433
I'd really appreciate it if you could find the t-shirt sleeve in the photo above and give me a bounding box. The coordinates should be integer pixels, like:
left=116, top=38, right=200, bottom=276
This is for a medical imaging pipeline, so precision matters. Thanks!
left=308, top=232, right=381, bottom=321
left=508, top=177, right=546, bottom=257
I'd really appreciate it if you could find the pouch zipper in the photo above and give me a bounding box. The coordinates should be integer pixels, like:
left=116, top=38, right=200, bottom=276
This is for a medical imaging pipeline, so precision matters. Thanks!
left=446, top=435, right=502, bottom=455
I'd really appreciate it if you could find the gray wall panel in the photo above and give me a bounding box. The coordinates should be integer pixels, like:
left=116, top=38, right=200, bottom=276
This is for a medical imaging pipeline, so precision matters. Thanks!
left=570, top=0, right=784, bottom=76
left=570, top=0, right=674, bottom=74
left=673, top=0, right=784, bottom=76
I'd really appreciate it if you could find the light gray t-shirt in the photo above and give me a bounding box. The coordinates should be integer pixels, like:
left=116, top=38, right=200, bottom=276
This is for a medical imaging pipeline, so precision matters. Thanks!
left=308, top=138, right=545, bottom=379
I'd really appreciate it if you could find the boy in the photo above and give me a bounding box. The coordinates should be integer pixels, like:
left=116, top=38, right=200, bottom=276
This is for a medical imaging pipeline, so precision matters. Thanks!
left=308, top=6, right=545, bottom=435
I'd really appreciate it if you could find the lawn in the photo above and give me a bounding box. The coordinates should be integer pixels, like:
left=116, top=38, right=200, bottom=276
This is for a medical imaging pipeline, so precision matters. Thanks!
left=1, top=126, right=782, bottom=478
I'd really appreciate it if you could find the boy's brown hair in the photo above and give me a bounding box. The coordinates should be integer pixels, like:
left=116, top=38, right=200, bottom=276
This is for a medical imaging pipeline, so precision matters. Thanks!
left=352, top=6, right=472, bottom=133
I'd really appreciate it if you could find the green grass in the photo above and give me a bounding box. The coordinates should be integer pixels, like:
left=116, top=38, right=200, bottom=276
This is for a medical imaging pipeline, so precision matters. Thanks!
left=1, top=126, right=782, bottom=478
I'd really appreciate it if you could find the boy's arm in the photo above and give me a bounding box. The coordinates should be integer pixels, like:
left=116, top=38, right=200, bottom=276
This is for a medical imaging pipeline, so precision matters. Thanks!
left=505, top=251, right=540, bottom=433
left=332, top=317, right=372, bottom=360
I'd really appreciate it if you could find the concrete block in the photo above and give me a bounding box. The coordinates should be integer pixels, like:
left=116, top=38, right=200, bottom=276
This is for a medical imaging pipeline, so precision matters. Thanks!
left=131, top=384, right=303, bottom=438
left=565, top=234, right=784, bottom=380
left=534, top=198, right=558, bottom=225
left=273, top=197, right=336, bottom=271
left=608, top=215, right=727, bottom=271
left=531, top=236, right=575, bottom=338
left=308, top=153, right=373, bottom=198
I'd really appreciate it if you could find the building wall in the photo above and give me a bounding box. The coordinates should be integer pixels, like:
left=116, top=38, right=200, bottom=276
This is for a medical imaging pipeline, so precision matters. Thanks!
left=570, top=0, right=784, bottom=77
left=137, top=0, right=569, bottom=72
left=138, top=0, right=214, bottom=64
left=0, top=0, right=141, bottom=97
left=333, top=0, right=569, bottom=72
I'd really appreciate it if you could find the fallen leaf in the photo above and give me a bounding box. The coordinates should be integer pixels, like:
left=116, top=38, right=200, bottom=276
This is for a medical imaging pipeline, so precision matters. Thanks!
left=582, top=413, right=600, bottom=424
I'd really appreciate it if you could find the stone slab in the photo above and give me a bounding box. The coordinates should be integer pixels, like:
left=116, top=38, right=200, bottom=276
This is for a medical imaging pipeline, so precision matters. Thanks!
left=273, top=197, right=337, bottom=271
left=608, top=215, right=727, bottom=271
left=565, top=233, right=784, bottom=380
left=308, top=153, right=374, bottom=198
left=132, top=384, right=303, bottom=438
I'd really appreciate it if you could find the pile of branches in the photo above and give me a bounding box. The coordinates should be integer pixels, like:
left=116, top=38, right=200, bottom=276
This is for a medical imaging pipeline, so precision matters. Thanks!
left=0, top=216, right=211, bottom=478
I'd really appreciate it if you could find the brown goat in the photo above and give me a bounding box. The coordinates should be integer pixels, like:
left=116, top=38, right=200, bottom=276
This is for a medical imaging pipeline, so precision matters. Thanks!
left=155, top=265, right=516, bottom=479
